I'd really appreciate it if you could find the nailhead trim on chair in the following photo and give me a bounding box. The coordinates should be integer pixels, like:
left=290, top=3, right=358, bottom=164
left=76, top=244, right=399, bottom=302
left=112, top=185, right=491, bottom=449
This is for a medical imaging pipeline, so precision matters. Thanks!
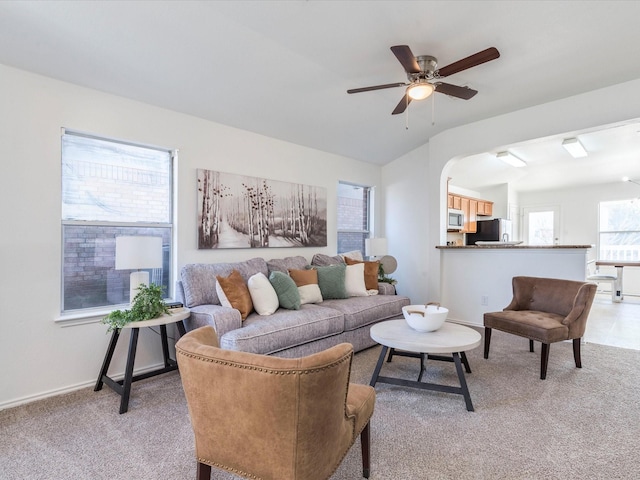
left=176, top=349, right=352, bottom=375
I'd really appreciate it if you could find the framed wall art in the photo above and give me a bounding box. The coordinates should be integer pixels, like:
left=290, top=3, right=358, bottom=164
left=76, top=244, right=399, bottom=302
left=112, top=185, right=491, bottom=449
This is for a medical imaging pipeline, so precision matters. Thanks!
left=197, top=169, right=327, bottom=249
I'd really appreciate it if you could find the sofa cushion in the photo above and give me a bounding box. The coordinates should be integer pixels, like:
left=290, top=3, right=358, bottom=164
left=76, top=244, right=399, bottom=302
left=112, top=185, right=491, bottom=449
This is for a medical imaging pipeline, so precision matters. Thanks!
left=318, top=294, right=411, bottom=331
left=216, top=269, right=253, bottom=320
left=219, top=304, right=345, bottom=355
left=181, top=258, right=268, bottom=307
left=314, top=264, right=348, bottom=299
left=340, top=250, right=364, bottom=262
left=289, top=268, right=323, bottom=305
left=269, top=271, right=301, bottom=310
left=248, top=272, right=279, bottom=315
left=267, top=256, right=308, bottom=274
left=311, top=253, right=344, bottom=267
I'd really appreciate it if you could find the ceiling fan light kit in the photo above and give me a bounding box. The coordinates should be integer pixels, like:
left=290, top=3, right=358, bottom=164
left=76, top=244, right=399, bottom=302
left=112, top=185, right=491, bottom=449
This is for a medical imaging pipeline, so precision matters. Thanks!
left=407, top=82, right=434, bottom=100
left=562, top=137, right=588, bottom=158
left=347, top=45, right=500, bottom=115
left=497, top=151, right=527, bottom=168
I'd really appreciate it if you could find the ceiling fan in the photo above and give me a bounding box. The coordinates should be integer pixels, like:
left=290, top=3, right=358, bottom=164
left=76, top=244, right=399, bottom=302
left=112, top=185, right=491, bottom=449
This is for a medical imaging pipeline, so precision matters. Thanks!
left=347, top=45, right=500, bottom=115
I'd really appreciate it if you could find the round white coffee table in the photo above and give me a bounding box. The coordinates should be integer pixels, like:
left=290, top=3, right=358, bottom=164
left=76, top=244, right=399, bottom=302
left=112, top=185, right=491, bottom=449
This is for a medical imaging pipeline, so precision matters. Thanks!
left=369, top=319, right=481, bottom=411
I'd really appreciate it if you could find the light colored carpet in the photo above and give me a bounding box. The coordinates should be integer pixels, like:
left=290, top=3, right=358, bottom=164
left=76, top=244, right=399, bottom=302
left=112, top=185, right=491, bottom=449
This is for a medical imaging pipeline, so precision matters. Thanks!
left=1, top=329, right=638, bottom=479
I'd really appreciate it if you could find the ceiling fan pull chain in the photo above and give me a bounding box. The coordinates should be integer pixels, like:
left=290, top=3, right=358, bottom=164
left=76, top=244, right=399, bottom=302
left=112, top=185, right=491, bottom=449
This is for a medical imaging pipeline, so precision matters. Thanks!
left=405, top=96, right=410, bottom=130
left=432, top=93, right=436, bottom=126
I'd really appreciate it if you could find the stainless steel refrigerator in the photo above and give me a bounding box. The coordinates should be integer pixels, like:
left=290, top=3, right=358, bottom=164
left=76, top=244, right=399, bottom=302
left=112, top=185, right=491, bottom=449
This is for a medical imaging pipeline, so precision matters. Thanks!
left=465, top=219, right=513, bottom=245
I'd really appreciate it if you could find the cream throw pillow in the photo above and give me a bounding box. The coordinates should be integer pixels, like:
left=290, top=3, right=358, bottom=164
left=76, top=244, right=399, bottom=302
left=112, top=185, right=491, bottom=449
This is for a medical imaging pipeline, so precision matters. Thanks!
left=345, top=263, right=368, bottom=297
left=247, top=272, right=279, bottom=315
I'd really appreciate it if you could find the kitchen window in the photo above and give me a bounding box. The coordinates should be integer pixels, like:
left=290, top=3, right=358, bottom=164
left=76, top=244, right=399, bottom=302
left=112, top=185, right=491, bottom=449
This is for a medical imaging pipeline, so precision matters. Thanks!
left=61, top=130, right=175, bottom=313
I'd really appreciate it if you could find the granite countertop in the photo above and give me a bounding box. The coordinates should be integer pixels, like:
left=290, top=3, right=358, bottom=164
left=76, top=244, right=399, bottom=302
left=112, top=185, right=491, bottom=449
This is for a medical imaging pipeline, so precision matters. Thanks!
left=436, top=244, right=593, bottom=249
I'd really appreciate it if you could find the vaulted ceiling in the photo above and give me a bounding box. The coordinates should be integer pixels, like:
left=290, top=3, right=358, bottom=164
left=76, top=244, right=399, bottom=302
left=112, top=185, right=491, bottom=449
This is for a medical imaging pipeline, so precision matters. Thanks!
left=2, top=1, right=640, bottom=191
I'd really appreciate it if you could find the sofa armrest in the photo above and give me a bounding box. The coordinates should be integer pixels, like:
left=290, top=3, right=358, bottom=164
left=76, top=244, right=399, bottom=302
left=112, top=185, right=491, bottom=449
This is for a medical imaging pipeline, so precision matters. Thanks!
left=184, top=304, right=243, bottom=337
left=377, top=282, right=396, bottom=295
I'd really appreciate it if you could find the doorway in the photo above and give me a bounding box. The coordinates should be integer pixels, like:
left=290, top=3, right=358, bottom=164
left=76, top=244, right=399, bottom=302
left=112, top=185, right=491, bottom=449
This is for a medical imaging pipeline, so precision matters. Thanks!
left=523, top=205, right=560, bottom=245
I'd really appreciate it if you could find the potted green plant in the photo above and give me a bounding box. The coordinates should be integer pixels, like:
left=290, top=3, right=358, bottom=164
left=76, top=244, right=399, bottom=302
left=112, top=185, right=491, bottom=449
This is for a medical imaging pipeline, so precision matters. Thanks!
left=377, top=263, right=397, bottom=285
left=102, top=283, right=170, bottom=332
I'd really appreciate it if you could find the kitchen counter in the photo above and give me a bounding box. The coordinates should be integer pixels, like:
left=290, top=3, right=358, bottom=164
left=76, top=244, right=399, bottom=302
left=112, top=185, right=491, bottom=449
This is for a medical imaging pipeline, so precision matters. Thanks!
left=437, top=244, right=593, bottom=249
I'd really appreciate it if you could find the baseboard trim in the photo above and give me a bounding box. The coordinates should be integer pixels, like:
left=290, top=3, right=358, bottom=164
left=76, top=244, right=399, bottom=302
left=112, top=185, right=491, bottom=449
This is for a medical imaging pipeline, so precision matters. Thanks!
left=0, top=362, right=166, bottom=411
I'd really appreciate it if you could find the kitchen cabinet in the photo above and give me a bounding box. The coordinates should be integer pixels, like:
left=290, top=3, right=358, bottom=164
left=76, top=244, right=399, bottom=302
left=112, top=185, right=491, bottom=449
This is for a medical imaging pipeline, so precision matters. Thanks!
left=448, top=194, right=462, bottom=210
left=477, top=201, right=493, bottom=216
left=448, top=193, right=492, bottom=233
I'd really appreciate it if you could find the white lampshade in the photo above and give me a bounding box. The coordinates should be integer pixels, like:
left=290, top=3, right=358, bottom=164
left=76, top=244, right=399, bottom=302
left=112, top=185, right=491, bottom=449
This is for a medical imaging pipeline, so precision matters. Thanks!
left=115, top=236, right=163, bottom=270
left=365, top=238, right=388, bottom=257
left=115, top=236, right=163, bottom=304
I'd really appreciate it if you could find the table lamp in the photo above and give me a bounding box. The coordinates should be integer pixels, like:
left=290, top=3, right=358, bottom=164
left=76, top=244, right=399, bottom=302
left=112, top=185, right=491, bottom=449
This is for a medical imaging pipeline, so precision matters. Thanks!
left=365, top=237, right=398, bottom=276
left=365, top=238, right=388, bottom=260
left=115, top=236, right=163, bottom=304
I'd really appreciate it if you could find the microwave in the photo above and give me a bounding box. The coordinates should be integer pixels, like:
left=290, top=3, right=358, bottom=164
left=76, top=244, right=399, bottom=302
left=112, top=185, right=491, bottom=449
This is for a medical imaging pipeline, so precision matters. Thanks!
left=448, top=209, right=464, bottom=230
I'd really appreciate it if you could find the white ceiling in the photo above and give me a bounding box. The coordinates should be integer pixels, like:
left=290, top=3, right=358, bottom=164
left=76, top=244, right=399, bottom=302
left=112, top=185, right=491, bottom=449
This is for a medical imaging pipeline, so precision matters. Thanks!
left=2, top=1, right=640, bottom=192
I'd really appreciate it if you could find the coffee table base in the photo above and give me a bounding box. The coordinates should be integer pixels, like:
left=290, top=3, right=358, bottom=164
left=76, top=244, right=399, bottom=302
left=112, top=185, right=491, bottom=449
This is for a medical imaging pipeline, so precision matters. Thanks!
left=369, top=345, right=475, bottom=411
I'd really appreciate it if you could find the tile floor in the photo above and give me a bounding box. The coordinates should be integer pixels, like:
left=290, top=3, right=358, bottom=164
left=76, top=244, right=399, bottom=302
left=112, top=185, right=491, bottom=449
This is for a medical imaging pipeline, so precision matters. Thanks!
left=584, top=293, right=640, bottom=351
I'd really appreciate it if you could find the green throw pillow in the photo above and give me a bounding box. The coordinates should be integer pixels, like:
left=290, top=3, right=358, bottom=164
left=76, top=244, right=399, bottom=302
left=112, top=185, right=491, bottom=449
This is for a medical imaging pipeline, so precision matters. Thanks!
left=268, top=271, right=301, bottom=310
left=314, top=264, right=348, bottom=299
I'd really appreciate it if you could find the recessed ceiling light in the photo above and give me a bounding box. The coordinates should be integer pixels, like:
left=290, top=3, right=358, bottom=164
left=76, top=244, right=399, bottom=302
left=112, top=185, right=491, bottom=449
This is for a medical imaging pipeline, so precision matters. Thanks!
left=562, top=137, right=588, bottom=158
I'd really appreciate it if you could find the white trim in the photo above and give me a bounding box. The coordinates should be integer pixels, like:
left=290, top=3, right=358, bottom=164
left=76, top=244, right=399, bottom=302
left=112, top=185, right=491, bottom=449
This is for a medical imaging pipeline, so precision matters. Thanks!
left=0, top=362, right=166, bottom=411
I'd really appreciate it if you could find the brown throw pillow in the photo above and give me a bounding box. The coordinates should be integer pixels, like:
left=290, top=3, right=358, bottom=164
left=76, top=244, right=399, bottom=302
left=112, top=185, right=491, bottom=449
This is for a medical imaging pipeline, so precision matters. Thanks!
left=216, top=269, right=253, bottom=320
left=289, top=268, right=323, bottom=304
left=344, top=257, right=379, bottom=290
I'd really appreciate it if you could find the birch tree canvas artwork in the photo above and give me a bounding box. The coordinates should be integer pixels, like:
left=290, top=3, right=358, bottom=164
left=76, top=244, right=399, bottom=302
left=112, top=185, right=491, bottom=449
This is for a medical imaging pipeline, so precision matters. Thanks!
left=197, top=169, right=327, bottom=249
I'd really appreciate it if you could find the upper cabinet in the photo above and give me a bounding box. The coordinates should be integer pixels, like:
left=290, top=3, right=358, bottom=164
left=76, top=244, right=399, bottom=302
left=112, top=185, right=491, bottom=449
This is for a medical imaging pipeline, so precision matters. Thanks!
left=477, top=201, right=493, bottom=216
left=448, top=194, right=493, bottom=233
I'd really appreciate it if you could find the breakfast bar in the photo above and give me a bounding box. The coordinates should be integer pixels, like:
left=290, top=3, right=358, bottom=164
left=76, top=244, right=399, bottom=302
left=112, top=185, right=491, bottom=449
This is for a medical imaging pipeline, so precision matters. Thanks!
left=437, top=244, right=592, bottom=327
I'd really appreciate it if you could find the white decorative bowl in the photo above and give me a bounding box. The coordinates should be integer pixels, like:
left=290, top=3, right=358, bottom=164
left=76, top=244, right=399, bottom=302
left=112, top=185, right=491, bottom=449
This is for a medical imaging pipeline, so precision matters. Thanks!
left=402, top=304, right=449, bottom=332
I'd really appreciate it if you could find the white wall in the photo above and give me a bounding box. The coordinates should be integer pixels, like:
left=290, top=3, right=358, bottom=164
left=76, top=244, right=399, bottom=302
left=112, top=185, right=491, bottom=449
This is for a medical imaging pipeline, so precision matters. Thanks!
left=0, top=64, right=383, bottom=408
left=381, top=142, right=429, bottom=303
left=382, top=78, right=640, bottom=306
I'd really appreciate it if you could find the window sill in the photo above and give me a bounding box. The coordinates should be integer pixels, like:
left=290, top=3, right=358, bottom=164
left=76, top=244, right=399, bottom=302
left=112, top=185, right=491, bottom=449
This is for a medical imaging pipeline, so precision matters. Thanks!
left=54, top=306, right=125, bottom=328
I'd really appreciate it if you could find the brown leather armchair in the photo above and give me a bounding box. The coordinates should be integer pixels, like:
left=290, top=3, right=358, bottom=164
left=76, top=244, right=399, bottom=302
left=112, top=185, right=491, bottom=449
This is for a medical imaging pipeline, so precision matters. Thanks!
left=483, top=276, right=596, bottom=379
left=176, top=326, right=375, bottom=480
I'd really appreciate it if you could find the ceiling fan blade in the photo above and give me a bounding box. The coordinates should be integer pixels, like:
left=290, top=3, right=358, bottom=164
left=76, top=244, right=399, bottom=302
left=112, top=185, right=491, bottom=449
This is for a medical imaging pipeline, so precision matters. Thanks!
left=390, top=45, right=421, bottom=74
left=347, top=82, right=407, bottom=94
left=437, top=47, right=500, bottom=78
left=435, top=82, right=478, bottom=100
left=391, top=94, right=412, bottom=115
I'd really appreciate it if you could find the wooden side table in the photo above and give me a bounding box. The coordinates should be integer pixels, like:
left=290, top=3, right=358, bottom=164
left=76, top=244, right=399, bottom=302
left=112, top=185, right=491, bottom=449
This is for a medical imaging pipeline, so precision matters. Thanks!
left=94, top=307, right=190, bottom=414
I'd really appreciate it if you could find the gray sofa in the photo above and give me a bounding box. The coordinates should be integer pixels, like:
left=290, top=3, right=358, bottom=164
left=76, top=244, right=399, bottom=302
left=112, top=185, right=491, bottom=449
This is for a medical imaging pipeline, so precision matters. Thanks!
left=175, top=254, right=410, bottom=358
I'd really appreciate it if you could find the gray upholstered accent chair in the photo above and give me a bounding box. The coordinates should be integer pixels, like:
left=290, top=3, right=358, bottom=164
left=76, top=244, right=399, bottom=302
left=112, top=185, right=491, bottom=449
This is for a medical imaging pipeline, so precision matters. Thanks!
left=483, top=276, right=597, bottom=380
left=176, top=325, right=375, bottom=480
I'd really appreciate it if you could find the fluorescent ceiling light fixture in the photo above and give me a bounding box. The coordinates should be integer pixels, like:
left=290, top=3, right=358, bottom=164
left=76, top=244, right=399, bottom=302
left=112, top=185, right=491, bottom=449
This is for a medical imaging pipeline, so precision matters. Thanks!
left=623, top=176, right=640, bottom=186
left=496, top=151, right=526, bottom=168
left=407, top=82, right=434, bottom=100
left=562, top=137, right=588, bottom=158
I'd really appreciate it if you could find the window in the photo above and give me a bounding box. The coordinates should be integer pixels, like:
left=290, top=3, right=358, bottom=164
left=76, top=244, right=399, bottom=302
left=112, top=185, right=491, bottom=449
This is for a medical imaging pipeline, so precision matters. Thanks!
left=61, top=130, right=174, bottom=312
left=337, top=182, right=371, bottom=254
left=598, top=199, right=640, bottom=261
